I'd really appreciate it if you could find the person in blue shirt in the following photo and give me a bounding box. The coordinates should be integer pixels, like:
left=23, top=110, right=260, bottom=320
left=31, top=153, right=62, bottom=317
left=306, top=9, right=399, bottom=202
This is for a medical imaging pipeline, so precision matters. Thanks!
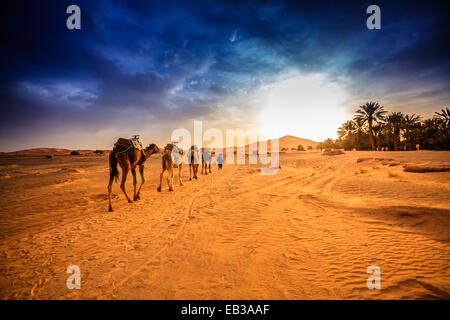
left=217, top=153, right=223, bottom=169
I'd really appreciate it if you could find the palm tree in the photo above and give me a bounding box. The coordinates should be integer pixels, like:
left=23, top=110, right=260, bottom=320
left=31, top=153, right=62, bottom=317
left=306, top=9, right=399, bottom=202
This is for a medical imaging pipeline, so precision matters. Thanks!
left=372, top=123, right=385, bottom=150
left=338, top=120, right=356, bottom=139
left=403, top=114, right=421, bottom=150
left=434, top=107, right=450, bottom=129
left=420, top=119, right=440, bottom=150
left=386, top=112, right=405, bottom=151
left=354, top=102, right=387, bottom=150
left=353, top=117, right=365, bottom=150
left=338, top=120, right=356, bottom=150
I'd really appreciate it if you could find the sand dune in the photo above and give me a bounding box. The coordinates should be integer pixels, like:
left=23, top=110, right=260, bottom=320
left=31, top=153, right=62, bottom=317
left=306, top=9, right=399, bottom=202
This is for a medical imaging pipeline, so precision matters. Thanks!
left=252, top=135, right=319, bottom=151
left=0, top=150, right=449, bottom=299
left=1, top=148, right=97, bottom=156
left=222, top=135, right=319, bottom=155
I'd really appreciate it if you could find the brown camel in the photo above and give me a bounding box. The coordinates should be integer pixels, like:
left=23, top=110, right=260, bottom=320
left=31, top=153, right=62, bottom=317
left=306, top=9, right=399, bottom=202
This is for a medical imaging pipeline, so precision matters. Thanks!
left=157, top=143, right=184, bottom=192
left=189, top=145, right=200, bottom=180
left=201, top=147, right=212, bottom=175
left=108, top=140, right=159, bottom=211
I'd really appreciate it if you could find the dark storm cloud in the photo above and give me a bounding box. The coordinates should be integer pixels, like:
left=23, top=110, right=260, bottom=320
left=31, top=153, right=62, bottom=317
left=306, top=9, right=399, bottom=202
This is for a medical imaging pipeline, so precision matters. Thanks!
left=0, top=0, right=449, bottom=150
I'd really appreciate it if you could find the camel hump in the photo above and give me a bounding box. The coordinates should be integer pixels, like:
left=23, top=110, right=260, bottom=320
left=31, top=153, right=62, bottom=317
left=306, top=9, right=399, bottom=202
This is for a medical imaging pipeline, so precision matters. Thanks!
left=114, top=137, right=142, bottom=151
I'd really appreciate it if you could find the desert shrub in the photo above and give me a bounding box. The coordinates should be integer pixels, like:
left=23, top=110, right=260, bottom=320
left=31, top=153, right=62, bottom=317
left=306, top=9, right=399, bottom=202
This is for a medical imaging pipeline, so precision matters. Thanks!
left=323, top=149, right=345, bottom=156
left=94, top=149, right=104, bottom=154
left=297, top=144, right=305, bottom=151
left=359, top=168, right=367, bottom=174
left=388, top=162, right=400, bottom=166
left=45, top=155, right=53, bottom=159
left=307, top=145, right=313, bottom=150
left=70, top=150, right=80, bottom=155
left=403, top=164, right=450, bottom=173
left=322, top=138, right=339, bottom=149
left=388, top=172, right=398, bottom=178
left=281, top=148, right=287, bottom=151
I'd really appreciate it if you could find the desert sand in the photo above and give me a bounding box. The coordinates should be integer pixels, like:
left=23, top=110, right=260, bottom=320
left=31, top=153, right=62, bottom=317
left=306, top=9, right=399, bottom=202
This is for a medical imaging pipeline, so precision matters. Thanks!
left=0, top=150, right=449, bottom=299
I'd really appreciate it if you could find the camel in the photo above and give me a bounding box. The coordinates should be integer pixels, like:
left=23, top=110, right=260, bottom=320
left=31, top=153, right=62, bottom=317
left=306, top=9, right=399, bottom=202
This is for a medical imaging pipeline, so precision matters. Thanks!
left=189, top=145, right=200, bottom=180
left=157, top=143, right=184, bottom=192
left=201, top=147, right=212, bottom=175
left=108, top=139, right=159, bottom=212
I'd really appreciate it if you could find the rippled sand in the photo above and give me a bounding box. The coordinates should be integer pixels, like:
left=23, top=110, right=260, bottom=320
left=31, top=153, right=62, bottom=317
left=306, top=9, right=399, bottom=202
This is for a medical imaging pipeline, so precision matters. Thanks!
left=0, top=150, right=449, bottom=299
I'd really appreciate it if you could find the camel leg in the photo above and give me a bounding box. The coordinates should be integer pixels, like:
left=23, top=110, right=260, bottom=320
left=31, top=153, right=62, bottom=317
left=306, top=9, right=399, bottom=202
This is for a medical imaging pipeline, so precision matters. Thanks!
left=131, top=167, right=138, bottom=201
left=171, top=168, right=175, bottom=190
left=108, top=176, right=114, bottom=212
left=179, top=165, right=184, bottom=186
left=136, top=166, right=145, bottom=199
left=168, top=167, right=174, bottom=191
left=157, top=169, right=164, bottom=192
left=129, top=152, right=141, bottom=200
left=189, top=164, right=192, bottom=180
left=120, top=164, right=133, bottom=203
left=209, top=162, right=211, bottom=173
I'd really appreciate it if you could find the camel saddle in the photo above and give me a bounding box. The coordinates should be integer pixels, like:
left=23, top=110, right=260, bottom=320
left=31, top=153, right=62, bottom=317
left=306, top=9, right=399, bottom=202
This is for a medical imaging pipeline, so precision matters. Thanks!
left=114, top=138, right=143, bottom=151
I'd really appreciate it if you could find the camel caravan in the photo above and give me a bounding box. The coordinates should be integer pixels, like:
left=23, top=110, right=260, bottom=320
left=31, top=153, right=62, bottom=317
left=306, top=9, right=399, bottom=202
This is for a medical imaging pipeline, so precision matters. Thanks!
left=108, top=136, right=218, bottom=211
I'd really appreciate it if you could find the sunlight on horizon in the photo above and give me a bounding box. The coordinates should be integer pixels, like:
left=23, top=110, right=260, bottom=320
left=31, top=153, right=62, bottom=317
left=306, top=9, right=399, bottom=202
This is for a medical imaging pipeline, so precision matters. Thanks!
left=258, top=73, right=349, bottom=142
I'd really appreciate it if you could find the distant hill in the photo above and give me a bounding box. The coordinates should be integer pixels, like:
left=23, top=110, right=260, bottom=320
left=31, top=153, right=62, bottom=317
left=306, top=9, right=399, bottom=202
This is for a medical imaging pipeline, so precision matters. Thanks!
left=223, top=135, right=319, bottom=153
left=1, top=148, right=95, bottom=156
left=1, top=135, right=317, bottom=156
left=271, top=135, right=319, bottom=150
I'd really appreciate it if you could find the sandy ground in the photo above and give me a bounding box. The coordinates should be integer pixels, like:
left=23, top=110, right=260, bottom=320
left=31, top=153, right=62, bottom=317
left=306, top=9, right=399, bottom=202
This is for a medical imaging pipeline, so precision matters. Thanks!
left=0, top=150, right=449, bottom=299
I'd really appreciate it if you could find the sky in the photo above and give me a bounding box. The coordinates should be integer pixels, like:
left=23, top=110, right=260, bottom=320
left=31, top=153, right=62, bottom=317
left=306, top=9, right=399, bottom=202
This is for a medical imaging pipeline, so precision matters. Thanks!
left=0, top=0, right=449, bottom=151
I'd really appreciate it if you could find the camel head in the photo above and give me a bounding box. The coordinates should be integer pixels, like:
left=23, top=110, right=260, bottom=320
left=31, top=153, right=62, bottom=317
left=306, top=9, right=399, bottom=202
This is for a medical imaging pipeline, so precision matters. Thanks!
left=145, top=143, right=160, bottom=154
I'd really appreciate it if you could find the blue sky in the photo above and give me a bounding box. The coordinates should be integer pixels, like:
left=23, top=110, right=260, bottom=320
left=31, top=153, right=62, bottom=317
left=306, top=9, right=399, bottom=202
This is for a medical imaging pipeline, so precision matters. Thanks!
left=0, top=0, right=449, bottom=150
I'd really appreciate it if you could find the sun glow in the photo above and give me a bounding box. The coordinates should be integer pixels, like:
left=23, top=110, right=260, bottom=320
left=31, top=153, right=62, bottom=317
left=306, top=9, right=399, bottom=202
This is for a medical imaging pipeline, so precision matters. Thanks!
left=258, top=73, right=349, bottom=141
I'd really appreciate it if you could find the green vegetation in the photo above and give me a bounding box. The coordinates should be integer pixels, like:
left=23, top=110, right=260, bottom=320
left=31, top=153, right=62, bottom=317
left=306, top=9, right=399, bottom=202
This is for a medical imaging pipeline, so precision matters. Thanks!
left=70, top=150, right=80, bottom=155
left=94, top=149, right=104, bottom=154
left=319, top=104, right=449, bottom=151
left=316, top=138, right=339, bottom=150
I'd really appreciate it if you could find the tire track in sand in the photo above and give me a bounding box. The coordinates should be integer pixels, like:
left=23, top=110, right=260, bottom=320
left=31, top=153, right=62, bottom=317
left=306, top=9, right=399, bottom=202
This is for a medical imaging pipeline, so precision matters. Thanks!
left=98, top=192, right=202, bottom=299
left=244, top=158, right=344, bottom=197
left=321, top=158, right=352, bottom=196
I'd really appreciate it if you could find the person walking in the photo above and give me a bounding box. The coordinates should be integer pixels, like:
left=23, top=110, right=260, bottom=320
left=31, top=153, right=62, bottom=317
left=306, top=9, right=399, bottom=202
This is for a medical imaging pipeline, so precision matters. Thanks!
left=217, top=153, right=223, bottom=170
